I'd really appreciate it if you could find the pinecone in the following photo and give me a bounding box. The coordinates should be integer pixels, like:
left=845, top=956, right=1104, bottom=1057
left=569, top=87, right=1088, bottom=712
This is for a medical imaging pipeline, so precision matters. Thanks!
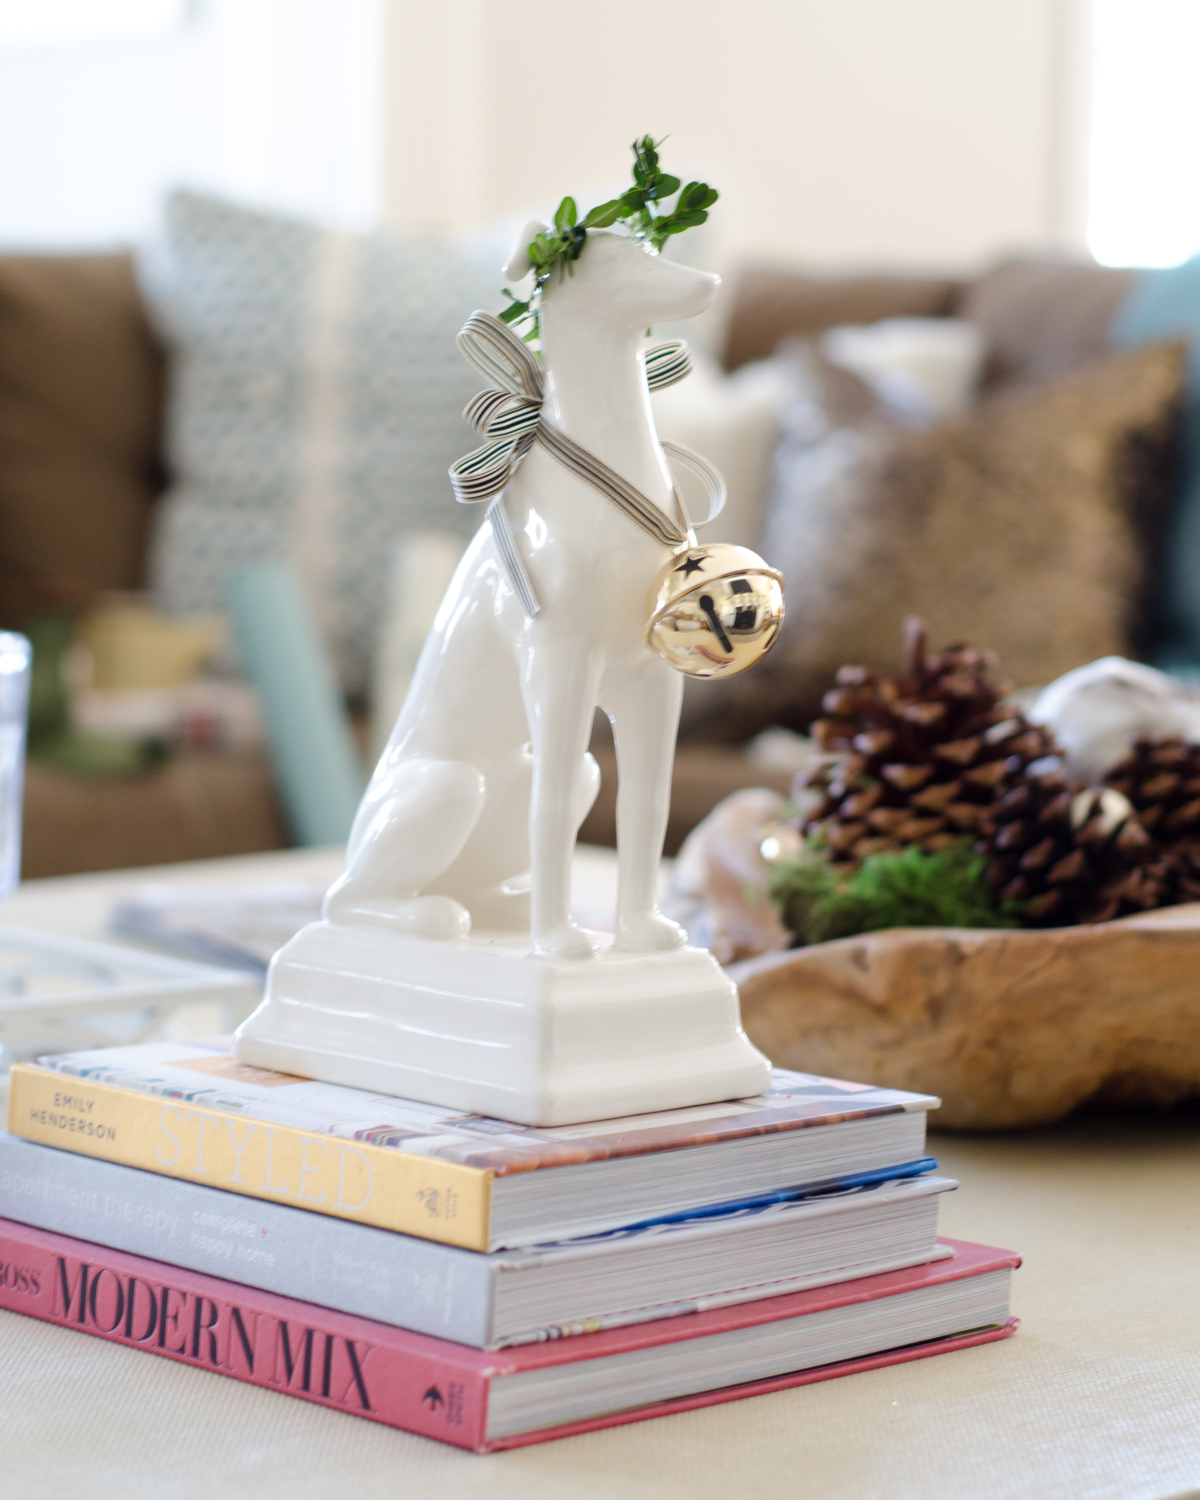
left=975, top=774, right=1151, bottom=926
left=797, top=620, right=1057, bottom=865
left=1105, top=737, right=1200, bottom=843
left=1098, top=842, right=1200, bottom=913
left=1098, top=737, right=1200, bottom=912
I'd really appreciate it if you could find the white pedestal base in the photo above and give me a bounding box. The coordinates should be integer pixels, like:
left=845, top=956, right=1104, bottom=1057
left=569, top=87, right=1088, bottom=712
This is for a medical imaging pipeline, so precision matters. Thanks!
left=233, top=921, right=771, bottom=1126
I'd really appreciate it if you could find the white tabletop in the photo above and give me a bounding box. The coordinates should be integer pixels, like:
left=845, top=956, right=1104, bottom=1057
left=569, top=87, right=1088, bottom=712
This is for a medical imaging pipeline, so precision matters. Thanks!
left=2, top=848, right=1198, bottom=1500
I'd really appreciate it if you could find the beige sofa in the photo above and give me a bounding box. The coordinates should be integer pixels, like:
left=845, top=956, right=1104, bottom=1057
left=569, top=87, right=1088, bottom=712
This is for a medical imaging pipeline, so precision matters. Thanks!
left=0, top=250, right=1138, bottom=874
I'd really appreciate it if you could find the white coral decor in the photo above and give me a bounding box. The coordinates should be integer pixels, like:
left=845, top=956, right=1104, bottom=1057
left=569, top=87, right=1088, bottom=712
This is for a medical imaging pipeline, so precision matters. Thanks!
left=1029, top=656, right=1200, bottom=783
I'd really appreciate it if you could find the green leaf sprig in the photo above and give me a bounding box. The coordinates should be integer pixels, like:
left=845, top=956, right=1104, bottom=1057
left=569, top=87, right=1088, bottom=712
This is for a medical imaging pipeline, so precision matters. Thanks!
left=499, top=136, right=718, bottom=348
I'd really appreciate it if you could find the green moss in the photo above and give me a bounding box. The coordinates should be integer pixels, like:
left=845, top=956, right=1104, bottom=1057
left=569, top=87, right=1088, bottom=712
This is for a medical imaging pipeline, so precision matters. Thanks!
left=768, top=840, right=1020, bottom=946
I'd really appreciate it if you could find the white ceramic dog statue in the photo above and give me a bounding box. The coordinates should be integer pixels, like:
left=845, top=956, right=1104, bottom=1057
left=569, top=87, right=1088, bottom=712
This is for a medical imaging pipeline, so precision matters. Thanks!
left=234, top=224, right=772, bottom=1125
left=326, top=227, right=716, bottom=959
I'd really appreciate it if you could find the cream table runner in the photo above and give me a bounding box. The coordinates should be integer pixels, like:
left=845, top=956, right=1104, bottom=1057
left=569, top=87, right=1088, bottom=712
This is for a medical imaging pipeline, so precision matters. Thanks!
left=1, top=849, right=1197, bottom=1500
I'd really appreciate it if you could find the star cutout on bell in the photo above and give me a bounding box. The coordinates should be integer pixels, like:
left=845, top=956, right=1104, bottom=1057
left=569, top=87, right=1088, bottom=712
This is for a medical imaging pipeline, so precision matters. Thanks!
left=674, top=554, right=706, bottom=577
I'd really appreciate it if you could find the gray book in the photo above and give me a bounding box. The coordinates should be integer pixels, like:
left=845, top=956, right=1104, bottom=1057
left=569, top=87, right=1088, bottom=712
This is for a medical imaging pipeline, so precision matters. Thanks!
left=0, top=1131, right=952, bottom=1349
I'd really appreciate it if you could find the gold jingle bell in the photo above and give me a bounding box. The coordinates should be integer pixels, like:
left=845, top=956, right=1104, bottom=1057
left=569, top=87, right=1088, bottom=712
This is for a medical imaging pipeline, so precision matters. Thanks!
left=644, top=543, right=784, bottom=678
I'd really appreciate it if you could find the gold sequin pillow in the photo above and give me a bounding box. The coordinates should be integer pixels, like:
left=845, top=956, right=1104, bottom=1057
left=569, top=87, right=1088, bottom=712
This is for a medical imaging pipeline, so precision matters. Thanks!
left=683, top=340, right=1185, bottom=739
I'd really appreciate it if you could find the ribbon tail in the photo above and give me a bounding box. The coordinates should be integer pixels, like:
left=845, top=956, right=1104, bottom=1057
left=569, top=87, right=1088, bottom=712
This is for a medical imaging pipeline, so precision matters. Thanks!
left=661, top=439, right=726, bottom=526
left=488, top=495, right=540, bottom=618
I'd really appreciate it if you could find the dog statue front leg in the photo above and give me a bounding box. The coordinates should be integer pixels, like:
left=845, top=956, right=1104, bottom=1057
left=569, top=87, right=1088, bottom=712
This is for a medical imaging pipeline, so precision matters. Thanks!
left=522, top=639, right=603, bottom=960
left=606, top=656, right=688, bottom=953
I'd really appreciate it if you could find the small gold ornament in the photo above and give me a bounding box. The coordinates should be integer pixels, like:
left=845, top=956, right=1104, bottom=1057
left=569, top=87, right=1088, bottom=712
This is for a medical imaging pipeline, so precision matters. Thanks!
left=759, top=821, right=804, bottom=866
left=644, top=544, right=784, bottom=678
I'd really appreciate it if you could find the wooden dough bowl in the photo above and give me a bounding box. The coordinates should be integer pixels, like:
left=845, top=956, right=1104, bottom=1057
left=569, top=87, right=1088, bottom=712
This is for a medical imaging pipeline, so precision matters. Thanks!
left=728, top=904, right=1200, bottom=1130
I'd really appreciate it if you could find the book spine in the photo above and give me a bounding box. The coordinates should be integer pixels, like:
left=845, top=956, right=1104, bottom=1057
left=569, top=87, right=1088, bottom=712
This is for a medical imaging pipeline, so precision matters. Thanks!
left=8, top=1065, right=492, bottom=1252
left=0, top=1132, right=495, bottom=1347
left=0, top=1216, right=491, bottom=1451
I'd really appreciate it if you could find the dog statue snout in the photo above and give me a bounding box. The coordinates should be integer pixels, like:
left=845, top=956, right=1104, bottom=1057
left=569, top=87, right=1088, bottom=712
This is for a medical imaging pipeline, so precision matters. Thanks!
left=503, top=221, right=718, bottom=328
left=554, top=230, right=719, bottom=328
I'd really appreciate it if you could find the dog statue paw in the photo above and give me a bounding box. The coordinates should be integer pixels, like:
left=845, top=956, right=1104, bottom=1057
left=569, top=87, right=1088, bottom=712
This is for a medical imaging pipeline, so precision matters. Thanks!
left=614, top=911, right=689, bottom=953
left=534, top=921, right=604, bottom=962
left=322, top=892, right=472, bottom=942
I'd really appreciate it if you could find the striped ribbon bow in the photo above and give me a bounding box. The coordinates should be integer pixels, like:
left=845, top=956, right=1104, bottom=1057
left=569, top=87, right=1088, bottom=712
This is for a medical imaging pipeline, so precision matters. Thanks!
left=449, top=310, right=725, bottom=617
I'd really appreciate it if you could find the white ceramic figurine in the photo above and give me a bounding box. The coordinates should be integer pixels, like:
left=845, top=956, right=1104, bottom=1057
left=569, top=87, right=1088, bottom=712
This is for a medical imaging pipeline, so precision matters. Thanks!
left=330, top=230, right=724, bottom=957
left=235, top=202, right=779, bottom=1125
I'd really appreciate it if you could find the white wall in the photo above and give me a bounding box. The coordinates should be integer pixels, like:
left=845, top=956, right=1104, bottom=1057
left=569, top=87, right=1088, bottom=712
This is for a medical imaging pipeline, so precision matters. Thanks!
left=1089, top=0, right=1200, bottom=266
left=0, top=0, right=1093, bottom=268
left=0, top=0, right=384, bottom=248
left=383, top=0, right=1092, bottom=272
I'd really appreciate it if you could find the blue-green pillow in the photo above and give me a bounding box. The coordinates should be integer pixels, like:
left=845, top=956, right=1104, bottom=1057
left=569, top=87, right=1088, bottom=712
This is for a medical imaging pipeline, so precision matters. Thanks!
left=1110, top=257, right=1200, bottom=665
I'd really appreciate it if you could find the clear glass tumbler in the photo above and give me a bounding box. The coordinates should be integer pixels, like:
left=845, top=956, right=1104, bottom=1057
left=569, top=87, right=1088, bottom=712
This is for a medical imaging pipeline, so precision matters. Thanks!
left=0, top=632, right=32, bottom=901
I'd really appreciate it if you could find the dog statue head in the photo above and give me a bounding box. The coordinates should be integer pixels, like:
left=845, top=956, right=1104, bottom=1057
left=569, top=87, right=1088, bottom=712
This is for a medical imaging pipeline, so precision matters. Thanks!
left=503, top=218, right=719, bottom=332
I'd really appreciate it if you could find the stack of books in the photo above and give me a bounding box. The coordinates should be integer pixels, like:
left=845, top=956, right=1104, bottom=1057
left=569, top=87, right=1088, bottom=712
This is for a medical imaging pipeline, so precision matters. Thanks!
left=0, top=1039, right=1018, bottom=1451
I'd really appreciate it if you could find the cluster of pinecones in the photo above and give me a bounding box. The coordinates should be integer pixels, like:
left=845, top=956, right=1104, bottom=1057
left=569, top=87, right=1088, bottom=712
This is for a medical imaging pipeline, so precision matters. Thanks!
left=796, top=619, right=1200, bottom=927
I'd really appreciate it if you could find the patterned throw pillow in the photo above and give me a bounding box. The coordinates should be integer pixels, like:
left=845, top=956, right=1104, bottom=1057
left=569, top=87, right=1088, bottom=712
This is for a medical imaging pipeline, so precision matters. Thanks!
left=680, top=339, right=1186, bottom=741
left=145, top=191, right=502, bottom=692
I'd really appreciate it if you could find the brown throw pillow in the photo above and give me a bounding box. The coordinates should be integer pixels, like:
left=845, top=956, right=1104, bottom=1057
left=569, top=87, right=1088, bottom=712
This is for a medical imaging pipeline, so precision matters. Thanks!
left=0, top=253, right=165, bottom=623
left=720, top=264, right=963, bottom=371
left=960, top=257, right=1135, bottom=389
left=681, top=340, right=1185, bottom=741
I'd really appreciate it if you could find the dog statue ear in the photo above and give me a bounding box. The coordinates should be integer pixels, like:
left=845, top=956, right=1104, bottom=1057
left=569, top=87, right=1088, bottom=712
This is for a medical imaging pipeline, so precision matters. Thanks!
left=502, top=219, right=549, bottom=284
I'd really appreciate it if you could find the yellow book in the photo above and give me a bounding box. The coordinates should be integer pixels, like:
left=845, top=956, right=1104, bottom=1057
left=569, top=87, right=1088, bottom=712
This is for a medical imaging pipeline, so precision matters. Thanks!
left=9, top=1056, right=490, bottom=1250
left=7, top=1041, right=937, bottom=1252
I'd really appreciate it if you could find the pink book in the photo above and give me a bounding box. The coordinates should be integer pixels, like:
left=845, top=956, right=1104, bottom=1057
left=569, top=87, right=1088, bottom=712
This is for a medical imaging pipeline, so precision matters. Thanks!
left=0, top=1219, right=1018, bottom=1451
